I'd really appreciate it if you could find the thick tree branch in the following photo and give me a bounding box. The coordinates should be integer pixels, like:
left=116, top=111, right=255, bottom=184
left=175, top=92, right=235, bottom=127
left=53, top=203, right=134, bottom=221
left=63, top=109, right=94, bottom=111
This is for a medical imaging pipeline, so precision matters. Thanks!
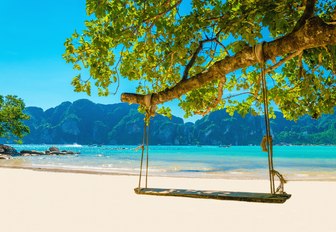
left=292, top=0, right=316, bottom=32
left=121, top=17, right=336, bottom=106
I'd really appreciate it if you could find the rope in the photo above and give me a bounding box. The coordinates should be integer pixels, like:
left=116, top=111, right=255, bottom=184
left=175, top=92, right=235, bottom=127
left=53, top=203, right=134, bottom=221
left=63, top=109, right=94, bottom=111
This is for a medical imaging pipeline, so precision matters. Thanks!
left=145, top=116, right=150, bottom=188
left=137, top=93, right=156, bottom=191
left=137, top=120, right=147, bottom=193
left=272, top=170, right=287, bottom=194
left=255, top=42, right=276, bottom=194
left=260, top=135, right=272, bottom=152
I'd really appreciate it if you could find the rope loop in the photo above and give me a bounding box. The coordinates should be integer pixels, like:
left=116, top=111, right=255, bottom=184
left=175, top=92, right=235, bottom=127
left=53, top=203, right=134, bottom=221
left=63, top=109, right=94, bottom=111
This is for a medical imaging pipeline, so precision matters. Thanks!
left=260, top=135, right=272, bottom=152
left=134, top=144, right=144, bottom=151
left=271, top=169, right=287, bottom=194
left=253, top=42, right=265, bottom=64
left=143, top=93, right=157, bottom=125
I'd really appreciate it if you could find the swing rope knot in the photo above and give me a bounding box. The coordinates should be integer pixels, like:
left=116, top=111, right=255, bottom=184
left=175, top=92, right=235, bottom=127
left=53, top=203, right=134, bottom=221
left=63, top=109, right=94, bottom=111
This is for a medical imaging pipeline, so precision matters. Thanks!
left=134, top=145, right=144, bottom=151
left=144, top=93, right=157, bottom=121
left=144, top=93, right=153, bottom=108
left=271, top=169, right=287, bottom=194
left=260, top=135, right=273, bottom=152
left=253, top=42, right=265, bottom=64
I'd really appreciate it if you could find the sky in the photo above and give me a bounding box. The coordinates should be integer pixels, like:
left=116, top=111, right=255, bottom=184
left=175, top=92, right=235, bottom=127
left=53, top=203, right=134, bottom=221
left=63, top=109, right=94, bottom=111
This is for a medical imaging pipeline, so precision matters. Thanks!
left=0, top=0, right=201, bottom=122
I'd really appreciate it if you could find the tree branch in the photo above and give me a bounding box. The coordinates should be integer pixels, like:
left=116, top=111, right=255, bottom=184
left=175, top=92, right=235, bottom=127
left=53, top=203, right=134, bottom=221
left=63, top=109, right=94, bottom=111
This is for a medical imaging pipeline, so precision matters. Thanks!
left=121, top=17, right=336, bottom=106
left=222, top=91, right=252, bottom=100
left=144, top=0, right=182, bottom=24
left=214, top=38, right=230, bottom=56
left=292, top=0, right=316, bottom=32
left=182, top=38, right=216, bottom=80
left=194, top=78, right=225, bottom=116
left=265, top=50, right=303, bottom=73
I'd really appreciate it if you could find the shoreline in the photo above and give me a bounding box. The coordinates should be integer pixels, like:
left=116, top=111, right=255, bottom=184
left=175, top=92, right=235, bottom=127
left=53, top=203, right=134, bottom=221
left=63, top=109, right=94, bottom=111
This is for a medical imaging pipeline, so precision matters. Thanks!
left=5, top=143, right=336, bottom=146
left=1, top=164, right=335, bottom=182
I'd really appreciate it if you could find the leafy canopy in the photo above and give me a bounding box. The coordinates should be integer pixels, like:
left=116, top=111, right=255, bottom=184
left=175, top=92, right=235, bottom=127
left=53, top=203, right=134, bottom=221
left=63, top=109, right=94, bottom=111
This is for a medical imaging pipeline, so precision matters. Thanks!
left=0, top=95, right=30, bottom=143
left=63, top=0, right=336, bottom=120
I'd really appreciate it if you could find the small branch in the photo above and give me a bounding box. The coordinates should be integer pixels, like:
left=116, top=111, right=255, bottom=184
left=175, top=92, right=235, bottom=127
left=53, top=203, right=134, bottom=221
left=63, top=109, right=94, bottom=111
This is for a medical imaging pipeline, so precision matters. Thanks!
left=214, top=38, right=230, bottom=56
left=120, top=1, right=181, bottom=34
left=182, top=38, right=216, bottom=80
left=254, top=50, right=303, bottom=94
left=298, top=51, right=303, bottom=79
left=194, top=78, right=225, bottom=116
left=205, top=14, right=229, bottom=22
left=265, top=50, right=303, bottom=73
left=111, top=46, right=125, bottom=95
left=182, top=29, right=227, bottom=81
left=144, top=0, right=182, bottom=24
left=222, top=91, right=251, bottom=100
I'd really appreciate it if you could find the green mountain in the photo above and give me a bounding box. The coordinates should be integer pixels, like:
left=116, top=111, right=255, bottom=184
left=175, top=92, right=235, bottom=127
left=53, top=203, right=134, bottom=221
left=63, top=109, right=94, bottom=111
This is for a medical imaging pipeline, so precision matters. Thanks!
left=21, top=99, right=336, bottom=145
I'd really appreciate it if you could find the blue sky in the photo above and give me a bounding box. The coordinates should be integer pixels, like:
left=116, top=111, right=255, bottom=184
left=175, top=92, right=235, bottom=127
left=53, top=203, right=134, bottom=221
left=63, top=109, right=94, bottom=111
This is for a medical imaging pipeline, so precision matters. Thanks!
left=0, top=1, right=97, bottom=105
left=0, top=0, right=200, bottom=121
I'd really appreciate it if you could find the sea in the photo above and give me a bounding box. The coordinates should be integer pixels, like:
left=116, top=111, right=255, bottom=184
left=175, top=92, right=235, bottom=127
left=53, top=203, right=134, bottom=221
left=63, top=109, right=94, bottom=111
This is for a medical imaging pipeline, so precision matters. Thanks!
left=2, top=144, right=336, bottom=181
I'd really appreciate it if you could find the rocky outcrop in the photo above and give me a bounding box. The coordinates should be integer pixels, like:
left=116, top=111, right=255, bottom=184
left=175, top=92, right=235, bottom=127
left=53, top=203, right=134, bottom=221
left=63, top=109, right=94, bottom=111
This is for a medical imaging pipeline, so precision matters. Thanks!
left=46, top=150, right=79, bottom=155
left=0, top=154, right=12, bottom=159
left=0, top=145, right=19, bottom=159
left=19, top=147, right=79, bottom=156
left=49, top=146, right=60, bottom=152
left=20, top=150, right=46, bottom=156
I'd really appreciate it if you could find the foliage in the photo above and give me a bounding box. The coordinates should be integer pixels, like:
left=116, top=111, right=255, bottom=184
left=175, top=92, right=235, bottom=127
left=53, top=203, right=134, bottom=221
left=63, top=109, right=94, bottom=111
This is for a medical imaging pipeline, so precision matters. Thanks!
left=64, top=0, right=336, bottom=120
left=0, top=95, right=30, bottom=142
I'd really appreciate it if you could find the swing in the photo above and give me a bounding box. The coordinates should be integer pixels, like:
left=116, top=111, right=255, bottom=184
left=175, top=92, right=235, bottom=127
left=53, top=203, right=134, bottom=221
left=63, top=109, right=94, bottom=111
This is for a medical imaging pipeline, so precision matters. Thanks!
left=134, top=43, right=291, bottom=203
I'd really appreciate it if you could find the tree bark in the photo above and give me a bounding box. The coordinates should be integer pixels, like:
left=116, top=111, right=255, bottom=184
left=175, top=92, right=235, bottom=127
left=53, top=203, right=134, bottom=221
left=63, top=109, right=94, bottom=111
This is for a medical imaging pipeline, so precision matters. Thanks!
left=121, top=17, right=336, bottom=106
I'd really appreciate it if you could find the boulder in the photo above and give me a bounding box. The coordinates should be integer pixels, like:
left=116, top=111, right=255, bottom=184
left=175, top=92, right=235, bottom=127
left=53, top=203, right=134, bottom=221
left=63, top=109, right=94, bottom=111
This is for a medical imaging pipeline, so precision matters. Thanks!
left=49, top=146, right=60, bottom=152
left=45, top=150, right=78, bottom=155
left=21, top=153, right=33, bottom=157
left=61, top=150, right=78, bottom=155
left=19, top=150, right=45, bottom=156
left=0, top=154, right=12, bottom=159
left=0, top=144, right=19, bottom=156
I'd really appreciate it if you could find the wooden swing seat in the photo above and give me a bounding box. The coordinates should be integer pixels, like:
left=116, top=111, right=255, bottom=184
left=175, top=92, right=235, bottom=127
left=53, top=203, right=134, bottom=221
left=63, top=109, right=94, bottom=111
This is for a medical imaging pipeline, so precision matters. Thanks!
left=134, top=187, right=291, bottom=203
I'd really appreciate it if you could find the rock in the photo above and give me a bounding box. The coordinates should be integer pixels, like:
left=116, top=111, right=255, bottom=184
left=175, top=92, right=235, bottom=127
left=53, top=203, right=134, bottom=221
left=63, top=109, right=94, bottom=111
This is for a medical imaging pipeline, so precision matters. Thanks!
left=61, top=150, right=78, bottom=155
left=0, top=144, right=19, bottom=156
left=21, top=153, right=32, bottom=157
left=65, top=151, right=78, bottom=155
left=49, top=151, right=62, bottom=155
left=0, top=154, right=12, bottom=159
left=15, top=147, right=79, bottom=156
left=49, top=146, right=60, bottom=152
left=49, top=150, right=78, bottom=155
left=20, top=150, right=45, bottom=156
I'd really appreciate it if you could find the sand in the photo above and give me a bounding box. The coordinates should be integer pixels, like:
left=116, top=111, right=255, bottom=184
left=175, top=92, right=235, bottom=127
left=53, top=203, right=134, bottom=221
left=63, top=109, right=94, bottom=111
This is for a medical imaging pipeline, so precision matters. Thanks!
left=0, top=167, right=335, bottom=232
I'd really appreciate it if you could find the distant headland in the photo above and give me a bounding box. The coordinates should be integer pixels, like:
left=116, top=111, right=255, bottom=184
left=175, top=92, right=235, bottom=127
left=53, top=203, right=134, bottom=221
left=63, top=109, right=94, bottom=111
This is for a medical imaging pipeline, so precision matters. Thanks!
left=1, top=99, right=335, bottom=145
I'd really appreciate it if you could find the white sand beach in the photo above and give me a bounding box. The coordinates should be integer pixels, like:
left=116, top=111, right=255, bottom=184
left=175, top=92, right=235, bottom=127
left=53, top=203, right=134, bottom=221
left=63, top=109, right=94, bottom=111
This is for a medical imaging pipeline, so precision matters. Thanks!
left=1, top=167, right=335, bottom=232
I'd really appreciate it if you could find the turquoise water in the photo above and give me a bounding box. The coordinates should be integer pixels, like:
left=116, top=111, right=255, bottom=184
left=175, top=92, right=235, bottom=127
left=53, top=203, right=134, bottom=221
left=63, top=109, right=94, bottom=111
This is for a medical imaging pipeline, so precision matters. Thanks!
left=3, top=145, right=336, bottom=180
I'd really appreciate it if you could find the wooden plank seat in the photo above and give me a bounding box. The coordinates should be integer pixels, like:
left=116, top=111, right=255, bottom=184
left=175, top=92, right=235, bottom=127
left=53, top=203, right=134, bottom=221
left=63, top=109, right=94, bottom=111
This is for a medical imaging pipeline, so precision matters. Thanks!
left=134, top=187, right=291, bottom=204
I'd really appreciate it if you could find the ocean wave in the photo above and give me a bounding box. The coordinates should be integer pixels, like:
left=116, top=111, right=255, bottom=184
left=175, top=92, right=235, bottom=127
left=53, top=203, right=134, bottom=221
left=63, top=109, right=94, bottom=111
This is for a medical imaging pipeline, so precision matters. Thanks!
left=63, top=143, right=83, bottom=148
